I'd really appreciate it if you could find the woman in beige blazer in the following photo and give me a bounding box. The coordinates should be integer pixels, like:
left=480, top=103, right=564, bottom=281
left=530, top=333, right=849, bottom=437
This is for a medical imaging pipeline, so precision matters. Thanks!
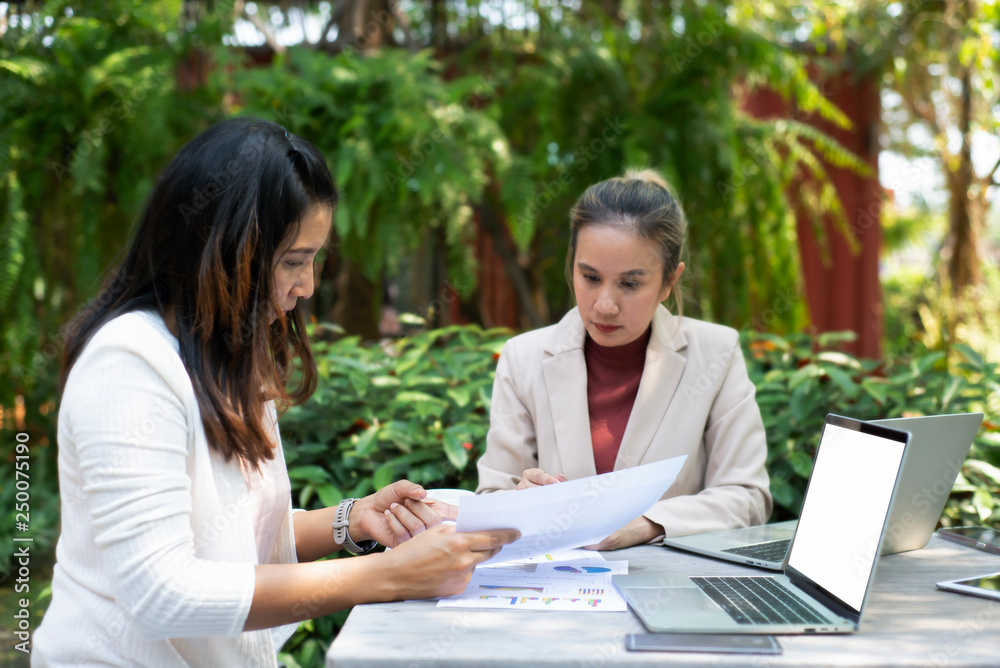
left=476, top=169, right=772, bottom=550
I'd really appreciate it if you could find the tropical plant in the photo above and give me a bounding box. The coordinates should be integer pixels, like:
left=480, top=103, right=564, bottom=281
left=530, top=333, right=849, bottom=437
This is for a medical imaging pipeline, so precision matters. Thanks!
left=0, top=0, right=222, bottom=575
left=457, top=2, right=872, bottom=330
left=213, top=45, right=518, bottom=333
left=280, top=321, right=510, bottom=506
left=274, top=320, right=509, bottom=667
left=744, top=329, right=1000, bottom=525
left=733, top=0, right=1000, bottom=297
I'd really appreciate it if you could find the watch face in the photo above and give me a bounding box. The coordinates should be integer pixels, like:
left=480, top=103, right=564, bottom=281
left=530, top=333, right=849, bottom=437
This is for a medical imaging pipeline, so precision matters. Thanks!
left=349, top=540, right=378, bottom=555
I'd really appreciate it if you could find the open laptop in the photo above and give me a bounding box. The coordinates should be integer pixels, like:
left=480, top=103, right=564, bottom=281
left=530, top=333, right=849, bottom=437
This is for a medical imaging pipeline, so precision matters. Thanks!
left=661, top=412, right=983, bottom=570
left=613, top=414, right=909, bottom=634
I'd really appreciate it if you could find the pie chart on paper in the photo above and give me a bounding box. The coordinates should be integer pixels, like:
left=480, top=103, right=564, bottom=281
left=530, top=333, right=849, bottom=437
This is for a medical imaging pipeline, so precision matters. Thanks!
left=553, top=565, right=612, bottom=574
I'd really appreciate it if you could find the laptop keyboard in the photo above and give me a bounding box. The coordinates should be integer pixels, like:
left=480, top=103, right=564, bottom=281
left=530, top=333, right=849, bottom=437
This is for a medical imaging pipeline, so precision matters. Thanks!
left=691, top=576, right=828, bottom=626
left=721, top=539, right=791, bottom=562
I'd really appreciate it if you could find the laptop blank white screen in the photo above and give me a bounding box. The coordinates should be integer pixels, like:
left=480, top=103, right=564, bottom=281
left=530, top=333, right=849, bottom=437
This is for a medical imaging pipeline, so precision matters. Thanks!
left=786, top=423, right=906, bottom=612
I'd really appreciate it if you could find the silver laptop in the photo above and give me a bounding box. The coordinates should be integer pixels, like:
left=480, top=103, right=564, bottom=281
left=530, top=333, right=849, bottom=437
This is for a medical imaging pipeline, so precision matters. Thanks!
left=613, top=414, right=909, bottom=634
left=661, top=412, right=983, bottom=570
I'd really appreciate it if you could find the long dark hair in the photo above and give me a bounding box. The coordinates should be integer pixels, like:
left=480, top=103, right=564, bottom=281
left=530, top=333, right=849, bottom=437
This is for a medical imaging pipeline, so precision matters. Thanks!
left=60, top=117, right=337, bottom=468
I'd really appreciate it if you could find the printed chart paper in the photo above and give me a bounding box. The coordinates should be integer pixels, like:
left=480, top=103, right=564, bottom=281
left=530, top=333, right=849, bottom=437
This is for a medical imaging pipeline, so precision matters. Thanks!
left=437, top=559, right=628, bottom=612
left=516, top=549, right=606, bottom=563
left=456, top=455, right=686, bottom=563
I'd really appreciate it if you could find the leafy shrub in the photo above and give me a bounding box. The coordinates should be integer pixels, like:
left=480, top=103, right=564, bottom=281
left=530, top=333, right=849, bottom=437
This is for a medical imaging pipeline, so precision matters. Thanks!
left=280, top=323, right=511, bottom=504
left=275, top=322, right=508, bottom=667
left=743, top=330, right=1000, bottom=526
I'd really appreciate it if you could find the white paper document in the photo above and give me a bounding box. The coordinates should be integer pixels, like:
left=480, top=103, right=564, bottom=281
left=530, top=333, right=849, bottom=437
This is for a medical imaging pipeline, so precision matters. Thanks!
left=456, top=455, right=687, bottom=563
left=515, top=548, right=606, bottom=563
left=437, top=558, right=629, bottom=612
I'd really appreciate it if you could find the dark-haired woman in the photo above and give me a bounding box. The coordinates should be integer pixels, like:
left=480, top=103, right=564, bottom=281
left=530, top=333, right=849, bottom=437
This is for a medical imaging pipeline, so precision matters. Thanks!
left=476, top=169, right=771, bottom=551
left=33, top=118, right=518, bottom=667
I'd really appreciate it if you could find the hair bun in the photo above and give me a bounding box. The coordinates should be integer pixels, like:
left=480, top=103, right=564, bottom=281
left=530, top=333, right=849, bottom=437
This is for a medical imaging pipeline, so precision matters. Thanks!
left=623, top=168, right=671, bottom=191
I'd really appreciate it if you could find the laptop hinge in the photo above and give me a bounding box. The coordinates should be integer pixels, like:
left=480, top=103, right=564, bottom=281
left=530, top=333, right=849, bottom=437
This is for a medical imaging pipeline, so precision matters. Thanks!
left=785, top=565, right=860, bottom=626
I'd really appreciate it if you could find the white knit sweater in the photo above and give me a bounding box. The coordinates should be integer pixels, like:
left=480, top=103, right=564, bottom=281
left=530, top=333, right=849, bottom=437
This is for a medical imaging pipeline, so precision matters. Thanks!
left=33, top=310, right=299, bottom=667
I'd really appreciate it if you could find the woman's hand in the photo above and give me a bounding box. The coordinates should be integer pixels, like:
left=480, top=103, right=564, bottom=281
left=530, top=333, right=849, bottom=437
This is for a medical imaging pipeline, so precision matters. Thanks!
left=516, top=468, right=568, bottom=490
left=376, top=524, right=522, bottom=600
left=350, top=480, right=458, bottom=548
left=248, top=523, right=521, bottom=630
left=583, top=516, right=662, bottom=551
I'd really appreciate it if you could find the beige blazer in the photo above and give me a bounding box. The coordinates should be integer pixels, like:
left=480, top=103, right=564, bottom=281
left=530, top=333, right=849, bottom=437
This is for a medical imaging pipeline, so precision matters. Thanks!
left=476, top=305, right=772, bottom=539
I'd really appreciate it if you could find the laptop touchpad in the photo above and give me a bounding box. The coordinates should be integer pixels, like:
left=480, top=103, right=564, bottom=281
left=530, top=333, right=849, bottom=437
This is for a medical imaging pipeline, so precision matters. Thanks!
left=626, top=586, right=719, bottom=612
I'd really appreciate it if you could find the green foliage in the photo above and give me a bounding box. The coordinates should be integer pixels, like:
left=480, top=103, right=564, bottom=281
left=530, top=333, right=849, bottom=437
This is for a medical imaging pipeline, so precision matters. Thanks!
left=215, top=46, right=514, bottom=293
left=884, top=261, right=1000, bottom=372
left=0, top=0, right=223, bottom=578
left=280, top=323, right=511, bottom=505
left=472, top=2, right=865, bottom=329
left=278, top=611, right=346, bottom=668
left=274, top=322, right=508, bottom=667
left=744, top=330, right=1000, bottom=525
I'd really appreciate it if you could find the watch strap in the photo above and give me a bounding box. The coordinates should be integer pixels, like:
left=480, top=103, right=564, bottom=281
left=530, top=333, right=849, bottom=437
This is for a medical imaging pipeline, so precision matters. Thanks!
left=332, top=498, right=378, bottom=555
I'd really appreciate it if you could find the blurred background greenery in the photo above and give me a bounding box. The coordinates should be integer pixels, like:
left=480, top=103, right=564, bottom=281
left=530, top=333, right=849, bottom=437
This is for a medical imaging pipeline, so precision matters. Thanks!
left=2, top=1, right=1000, bottom=666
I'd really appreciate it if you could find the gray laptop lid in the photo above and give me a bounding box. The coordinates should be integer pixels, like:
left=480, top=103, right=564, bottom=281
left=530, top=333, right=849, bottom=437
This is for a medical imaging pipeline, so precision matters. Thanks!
left=870, top=413, right=982, bottom=554
left=660, top=412, right=982, bottom=570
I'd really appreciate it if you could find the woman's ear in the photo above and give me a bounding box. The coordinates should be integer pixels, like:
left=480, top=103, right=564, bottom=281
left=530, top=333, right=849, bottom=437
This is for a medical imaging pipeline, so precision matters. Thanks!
left=659, top=261, right=685, bottom=302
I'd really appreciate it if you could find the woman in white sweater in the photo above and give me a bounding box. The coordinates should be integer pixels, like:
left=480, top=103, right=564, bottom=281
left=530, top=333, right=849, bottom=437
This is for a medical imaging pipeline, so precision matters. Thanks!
left=32, top=118, right=518, bottom=667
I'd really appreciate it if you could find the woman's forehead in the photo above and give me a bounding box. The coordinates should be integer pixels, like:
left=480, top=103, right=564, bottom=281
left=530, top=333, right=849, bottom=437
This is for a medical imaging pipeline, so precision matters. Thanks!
left=576, top=224, right=663, bottom=272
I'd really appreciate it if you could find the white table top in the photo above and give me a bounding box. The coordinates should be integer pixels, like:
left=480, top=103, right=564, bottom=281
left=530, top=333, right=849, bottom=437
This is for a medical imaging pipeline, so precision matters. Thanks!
left=326, top=534, right=1000, bottom=667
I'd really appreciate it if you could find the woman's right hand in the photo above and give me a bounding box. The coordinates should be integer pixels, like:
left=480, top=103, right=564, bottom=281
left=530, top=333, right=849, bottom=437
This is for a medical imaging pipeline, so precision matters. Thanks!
left=376, top=524, right=521, bottom=600
left=516, top=468, right=568, bottom=490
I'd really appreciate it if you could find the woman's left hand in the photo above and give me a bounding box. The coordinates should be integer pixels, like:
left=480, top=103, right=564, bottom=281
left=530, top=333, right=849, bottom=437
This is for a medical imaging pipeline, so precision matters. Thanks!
left=350, top=480, right=459, bottom=548
left=583, top=516, right=662, bottom=551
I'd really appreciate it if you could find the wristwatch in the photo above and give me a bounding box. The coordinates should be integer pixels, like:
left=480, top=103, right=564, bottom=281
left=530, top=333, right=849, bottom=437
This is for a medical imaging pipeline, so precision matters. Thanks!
left=332, top=498, right=378, bottom=555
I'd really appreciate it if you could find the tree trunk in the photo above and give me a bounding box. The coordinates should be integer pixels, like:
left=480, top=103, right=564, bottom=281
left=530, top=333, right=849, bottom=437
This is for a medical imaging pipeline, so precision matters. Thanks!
left=477, top=203, right=543, bottom=329
left=430, top=0, right=446, bottom=48
left=320, top=0, right=394, bottom=338
left=331, top=257, right=381, bottom=341
left=945, top=65, right=980, bottom=295
left=335, top=0, right=395, bottom=53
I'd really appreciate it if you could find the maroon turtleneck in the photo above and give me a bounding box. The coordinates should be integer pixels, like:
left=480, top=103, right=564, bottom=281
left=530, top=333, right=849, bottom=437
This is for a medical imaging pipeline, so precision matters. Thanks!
left=584, top=327, right=651, bottom=475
